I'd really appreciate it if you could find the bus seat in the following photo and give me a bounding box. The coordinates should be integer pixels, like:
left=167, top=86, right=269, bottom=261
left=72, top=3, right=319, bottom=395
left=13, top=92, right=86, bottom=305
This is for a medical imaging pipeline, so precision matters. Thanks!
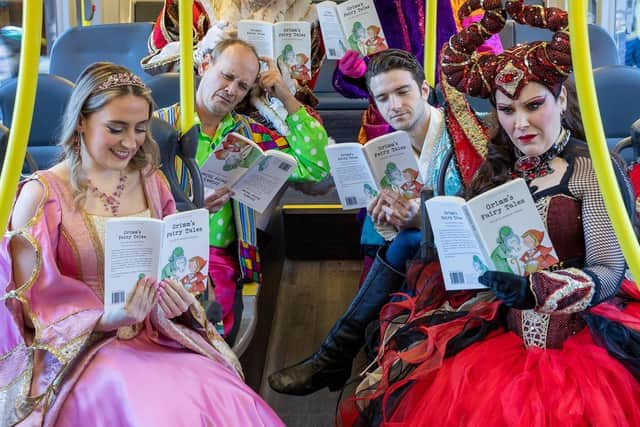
left=513, top=22, right=552, bottom=45
left=146, top=72, right=201, bottom=109
left=587, top=24, right=620, bottom=68
left=50, top=23, right=153, bottom=83
left=313, top=59, right=368, bottom=143
left=511, top=23, right=618, bottom=69
left=0, top=74, right=74, bottom=170
left=613, top=118, right=640, bottom=165
left=499, top=19, right=515, bottom=49
left=150, top=116, right=204, bottom=211
left=593, top=65, right=640, bottom=156
left=0, top=123, right=38, bottom=176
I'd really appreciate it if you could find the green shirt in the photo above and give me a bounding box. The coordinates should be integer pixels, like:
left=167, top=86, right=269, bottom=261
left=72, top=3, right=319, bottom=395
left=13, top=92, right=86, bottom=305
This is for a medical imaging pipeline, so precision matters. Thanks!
left=155, top=104, right=330, bottom=247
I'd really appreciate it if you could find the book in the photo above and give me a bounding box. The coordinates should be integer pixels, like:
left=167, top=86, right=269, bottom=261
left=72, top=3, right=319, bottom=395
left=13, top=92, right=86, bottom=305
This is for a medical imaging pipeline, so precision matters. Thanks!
left=425, top=178, right=559, bottom=291
left=103, top=208, right=210, bottom=310
left=325, top=130, right=423, bottom=209
left=316, top=0, right=388, bottom=59
left=199, top=132, right=298, bottom=213
left=237, top=20, right=311, bottom=83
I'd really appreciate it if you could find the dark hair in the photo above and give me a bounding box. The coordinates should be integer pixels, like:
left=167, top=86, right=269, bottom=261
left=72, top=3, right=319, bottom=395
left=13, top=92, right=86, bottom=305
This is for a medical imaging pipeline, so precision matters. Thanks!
left=0, top=27, right=21, bottom=79
left=466, top=79, right=585, bottom=198
left=0, top=27, right=21, bottom=55
left=365, top=49, right=425, bottom=92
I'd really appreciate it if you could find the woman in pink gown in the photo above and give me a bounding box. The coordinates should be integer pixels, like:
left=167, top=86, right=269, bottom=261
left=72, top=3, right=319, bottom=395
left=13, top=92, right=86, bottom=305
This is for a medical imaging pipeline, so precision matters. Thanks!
left=0, top=62, right=283, bottom=427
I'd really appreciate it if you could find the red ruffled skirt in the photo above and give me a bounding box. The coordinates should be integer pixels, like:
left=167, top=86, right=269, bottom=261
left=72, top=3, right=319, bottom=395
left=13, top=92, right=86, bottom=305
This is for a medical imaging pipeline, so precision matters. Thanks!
left=384, top=328, right=640, bottom=427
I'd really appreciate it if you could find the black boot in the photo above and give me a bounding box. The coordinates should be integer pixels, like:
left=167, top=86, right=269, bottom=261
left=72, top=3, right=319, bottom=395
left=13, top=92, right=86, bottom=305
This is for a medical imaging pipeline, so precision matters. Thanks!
left=268, top=249, right=405, bottom=395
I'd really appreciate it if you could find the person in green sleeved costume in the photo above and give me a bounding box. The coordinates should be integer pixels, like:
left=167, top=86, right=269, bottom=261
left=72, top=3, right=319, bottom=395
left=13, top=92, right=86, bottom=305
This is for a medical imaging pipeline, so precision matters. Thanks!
left=155, top=38, right=329, bottom=343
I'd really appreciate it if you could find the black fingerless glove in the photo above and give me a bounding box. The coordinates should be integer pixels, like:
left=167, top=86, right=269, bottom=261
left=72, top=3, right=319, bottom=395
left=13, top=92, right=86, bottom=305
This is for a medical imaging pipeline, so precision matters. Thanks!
left=479, top=271, right=536, bottom=310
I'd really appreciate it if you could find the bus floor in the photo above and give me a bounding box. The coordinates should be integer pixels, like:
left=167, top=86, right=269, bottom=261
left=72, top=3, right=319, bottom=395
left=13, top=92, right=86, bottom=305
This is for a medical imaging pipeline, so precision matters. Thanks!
left=260, top=258, right=365, bottom=426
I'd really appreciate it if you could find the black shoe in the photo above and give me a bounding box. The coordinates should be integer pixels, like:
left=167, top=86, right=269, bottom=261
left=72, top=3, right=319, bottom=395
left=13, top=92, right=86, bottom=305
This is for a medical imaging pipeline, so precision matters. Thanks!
left=269, top=249, right=406, bottom=396
left=268, top=353, right=351, bottom=396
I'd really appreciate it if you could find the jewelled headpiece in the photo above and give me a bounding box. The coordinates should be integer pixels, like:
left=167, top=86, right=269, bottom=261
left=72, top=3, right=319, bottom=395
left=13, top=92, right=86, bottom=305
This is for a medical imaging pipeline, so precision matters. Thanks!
left=441, top=0, right=571, bottom=99
left=93, top=72, right=147, bottom=94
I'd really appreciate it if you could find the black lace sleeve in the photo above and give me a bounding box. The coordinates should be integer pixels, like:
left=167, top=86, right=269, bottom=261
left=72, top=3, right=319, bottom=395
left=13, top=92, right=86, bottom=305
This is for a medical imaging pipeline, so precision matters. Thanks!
left=568, top=155, right=626, bottom=303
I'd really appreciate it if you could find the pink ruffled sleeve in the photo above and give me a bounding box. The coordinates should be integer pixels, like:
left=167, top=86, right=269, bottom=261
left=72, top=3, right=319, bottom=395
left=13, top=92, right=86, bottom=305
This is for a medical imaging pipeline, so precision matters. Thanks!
left=0, top=176, right=103, bottom=425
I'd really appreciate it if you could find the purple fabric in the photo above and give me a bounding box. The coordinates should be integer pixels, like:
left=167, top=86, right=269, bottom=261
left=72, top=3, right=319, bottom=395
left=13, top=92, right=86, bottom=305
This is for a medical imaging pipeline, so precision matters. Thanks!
left=463, top=14, right=504, bottom=54
left=332, top=56, right=371, bottom=99
left=332, top=0, right=458, bottom=98
left=434, top=0, right=458, bottom=77
left=54, top=329, right=283, bottom=426
left=338, top=50, right=368, bottom=78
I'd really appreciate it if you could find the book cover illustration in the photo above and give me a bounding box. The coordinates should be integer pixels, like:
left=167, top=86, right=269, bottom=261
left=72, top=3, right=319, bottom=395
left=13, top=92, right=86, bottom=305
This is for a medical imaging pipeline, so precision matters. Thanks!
left=466, top=179, right=558, bottom=277
left=425, top=178, right=557, bottom=290
left=489, top=227, right=558, bottom=276
left=339, top=0, right=387, bottom=56
left=377, top=161, right=422, bottom=199
left=316, top=0, right=387, bottom=59
left=160, top=248, right=208, bottom=294
left=274, top=22, right=311, bottom=83
left=104, top=209, right=210, bottom=310
left=200, top=133, right=297, bottom=213
left=160, top=215, right=209, bottom=294
left=363, top=130, right=423, bottom=198
left=201, top=133, right=264, bottom=190
left=325, top=131, right=422, bottom=209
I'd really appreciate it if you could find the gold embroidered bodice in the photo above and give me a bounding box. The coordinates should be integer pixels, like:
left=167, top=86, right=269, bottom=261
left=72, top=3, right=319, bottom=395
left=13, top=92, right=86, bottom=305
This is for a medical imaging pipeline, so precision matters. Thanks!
left=88, top=209, right=151, bottom=246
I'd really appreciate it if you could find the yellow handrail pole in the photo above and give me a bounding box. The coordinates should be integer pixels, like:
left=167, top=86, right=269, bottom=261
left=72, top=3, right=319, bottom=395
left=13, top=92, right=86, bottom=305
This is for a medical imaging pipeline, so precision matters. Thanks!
left=179, top=0, right=195, bottom=134
left=424, top=0, right=437, bottom=87
left=79, top=0, right=90, bottom=26
left=568, top=1, right=640, bottom=286
left=0, top=0, right=42, bottom=234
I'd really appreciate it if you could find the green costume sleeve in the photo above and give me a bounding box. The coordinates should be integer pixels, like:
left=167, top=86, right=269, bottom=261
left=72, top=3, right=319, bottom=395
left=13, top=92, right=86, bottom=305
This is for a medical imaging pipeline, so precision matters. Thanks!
left=283, top=107, right=330, bottom=183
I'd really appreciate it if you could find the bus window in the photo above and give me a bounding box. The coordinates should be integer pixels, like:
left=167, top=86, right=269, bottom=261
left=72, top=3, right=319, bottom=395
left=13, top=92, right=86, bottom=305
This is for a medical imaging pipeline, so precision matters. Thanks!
left=624, top=0, right=640, bottom=67
left=0, top=1, right=54, bottom=56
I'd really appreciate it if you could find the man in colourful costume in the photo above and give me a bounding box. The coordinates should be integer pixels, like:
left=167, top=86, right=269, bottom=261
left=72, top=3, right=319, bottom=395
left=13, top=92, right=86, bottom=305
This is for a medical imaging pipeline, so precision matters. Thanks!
left=155, top=38, right=329, bottom=342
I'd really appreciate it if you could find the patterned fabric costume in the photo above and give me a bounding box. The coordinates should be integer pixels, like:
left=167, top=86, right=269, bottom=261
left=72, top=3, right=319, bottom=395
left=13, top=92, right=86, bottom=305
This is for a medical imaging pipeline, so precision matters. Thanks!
left=340, top=2, right=640, bottom=425
left=0, top=170, right=284, bottom=426
left=143, top=0, right=324, bottom=88
left=155, top=103, right=328, bottom=335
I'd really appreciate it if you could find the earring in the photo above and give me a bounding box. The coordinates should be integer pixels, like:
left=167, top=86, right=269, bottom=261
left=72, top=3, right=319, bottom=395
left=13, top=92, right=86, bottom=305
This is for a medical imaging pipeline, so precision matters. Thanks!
left=74, top=131, right=81, bottom=156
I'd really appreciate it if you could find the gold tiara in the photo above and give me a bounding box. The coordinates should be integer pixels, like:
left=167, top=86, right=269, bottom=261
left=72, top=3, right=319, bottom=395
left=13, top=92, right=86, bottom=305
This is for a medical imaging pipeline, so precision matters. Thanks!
left=94, top=72, right=147, bottom=93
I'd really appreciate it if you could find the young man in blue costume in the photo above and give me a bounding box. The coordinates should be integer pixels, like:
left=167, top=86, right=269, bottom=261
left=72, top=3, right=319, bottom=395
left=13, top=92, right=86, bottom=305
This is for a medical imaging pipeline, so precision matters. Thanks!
left=268, top=48, right=492, bottom=395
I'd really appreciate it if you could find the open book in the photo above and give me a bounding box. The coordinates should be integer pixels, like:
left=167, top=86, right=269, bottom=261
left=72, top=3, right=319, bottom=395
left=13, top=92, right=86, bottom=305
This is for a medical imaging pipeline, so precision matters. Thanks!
left=199, top=132, right=297, bottom=213
left=104, top=208, right=210, bottom=310
left=425, top=178, right=559, bottom=291
left=238, top=20, right=311, bottom=83
left=325, top=130, right=422, bottom=209
left=316, top=0, right=388, bottom=59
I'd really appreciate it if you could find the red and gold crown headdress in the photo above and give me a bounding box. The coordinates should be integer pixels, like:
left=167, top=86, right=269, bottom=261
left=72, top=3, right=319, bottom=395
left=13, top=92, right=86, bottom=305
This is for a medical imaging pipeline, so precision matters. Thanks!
left=442, top=0, right=571, bottom=100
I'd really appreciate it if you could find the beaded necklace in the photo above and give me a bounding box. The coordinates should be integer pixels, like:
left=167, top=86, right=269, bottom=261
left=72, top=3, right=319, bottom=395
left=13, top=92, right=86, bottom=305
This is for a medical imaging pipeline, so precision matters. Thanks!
left=87, top=173, right=128, bottom=216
